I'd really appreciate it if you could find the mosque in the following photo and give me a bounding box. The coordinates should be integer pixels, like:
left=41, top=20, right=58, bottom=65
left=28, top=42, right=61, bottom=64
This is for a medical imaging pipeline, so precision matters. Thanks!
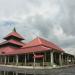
left=0, top=28, right=74, bottom=67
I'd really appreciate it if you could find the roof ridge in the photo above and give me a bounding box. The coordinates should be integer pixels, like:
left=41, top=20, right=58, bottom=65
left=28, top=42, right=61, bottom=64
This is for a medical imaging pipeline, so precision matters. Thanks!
left=4, top=31, right=24, bottom=40
left=37, top=37, right=43, bottom=45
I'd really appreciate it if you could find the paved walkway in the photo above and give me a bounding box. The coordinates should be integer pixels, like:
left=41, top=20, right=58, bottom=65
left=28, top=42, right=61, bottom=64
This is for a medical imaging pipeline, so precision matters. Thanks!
left=0, top=65, right=75, bottom=75
left=0, top=64, right=74, bottom=69
left=47, top=66, right=75, bottom=75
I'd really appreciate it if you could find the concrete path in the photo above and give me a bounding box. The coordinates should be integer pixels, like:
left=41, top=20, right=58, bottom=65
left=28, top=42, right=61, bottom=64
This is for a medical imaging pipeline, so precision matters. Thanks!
left=0, top=65, right=75, bottom=75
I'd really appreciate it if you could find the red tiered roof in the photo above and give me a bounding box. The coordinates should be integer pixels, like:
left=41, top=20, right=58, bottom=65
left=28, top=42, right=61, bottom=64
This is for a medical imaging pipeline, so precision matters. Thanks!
left=0, top=28, right=64, bottom=55
left=0, top=45, right=50, bottom=55
left=4, top=31, right=24, bottom=40
left=0, top=40, right=24, bottom=46
left=22, top=37, right=63, bottom=52
left=0, top=37, right=64, bottom=55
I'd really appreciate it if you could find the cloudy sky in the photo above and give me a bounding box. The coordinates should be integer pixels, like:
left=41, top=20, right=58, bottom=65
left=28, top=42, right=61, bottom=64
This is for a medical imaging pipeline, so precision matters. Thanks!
left=0, top=0, right=75, bottom=55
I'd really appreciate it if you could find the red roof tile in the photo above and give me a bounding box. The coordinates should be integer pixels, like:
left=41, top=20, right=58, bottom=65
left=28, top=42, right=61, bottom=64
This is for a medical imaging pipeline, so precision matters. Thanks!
left=2, top=45, right=50, bottom=55
left=0, top=40, right=24, bottom=46
left=4, top=31, right=24, bottom=40
left=22, top=37, right=63, bottom=52
left=0, top=46, right=16, bottom=55
left=8, top=40, right=24, bottom=46
left=0, top=37, right=63, bottom=55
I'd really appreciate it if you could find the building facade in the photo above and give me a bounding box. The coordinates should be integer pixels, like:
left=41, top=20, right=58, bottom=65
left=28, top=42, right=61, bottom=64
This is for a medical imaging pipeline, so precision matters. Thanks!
left=0, top=28, right=74, bottom=67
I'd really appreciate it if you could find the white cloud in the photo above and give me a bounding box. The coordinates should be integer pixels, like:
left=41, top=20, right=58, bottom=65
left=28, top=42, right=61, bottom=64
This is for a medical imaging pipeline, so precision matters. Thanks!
left=0, top=0, right=61, bottom=22
left=64, top=48, right=75, bottom=55
left=53, top=25, right=74, bottom=41
left=0, top=0, right=74, bottom=55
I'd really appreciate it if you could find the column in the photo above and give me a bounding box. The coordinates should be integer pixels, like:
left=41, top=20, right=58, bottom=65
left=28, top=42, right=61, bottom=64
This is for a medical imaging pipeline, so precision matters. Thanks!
left=34, top=57, right=35, bottom=67
left=65, top=55, right=67, bottom=65
left=1, top=56, right=3, bottom=64
left=72, top=56, right=74, bottom=64
left=50, top=51, right=54, bottom=66
left=6, top=71, right=8, bottom=75
left=25, top=54, right=26, bottom=66
left=13, top=56, right=15, bottom=64
left=67, top=55, right=69, bottom=65
left=43, top=57, right=44, bottom=67
left=27, top=54, right=29, bottom=66
left=44, top=52, right=46, bottom=62
left=74, top=56, right=75, bottom=64
left=33, top=53, right=35, bottom=67
left=16, top=55, right=19, bottom=65
left=0, top=56, right=1, bottom=63
left=7, top=56, right=9, bottom=64
left=4, top=56, right=7, bottom=65
left=27, top=54, right=29, bottom=61
left=13, top=72, right=15, bottom=75
left=3, top=71, right=6, bottom=75
left=70, top=56, right=72, bottom=64
left=0, top=56, right=2, bottom=63
left=61, top=53, right=64, bottom=65
left=59, top=53, right=62, bottom=66
left=72, top=56, right=73, bottom=64
left=16, top=72, right=18, bottom=75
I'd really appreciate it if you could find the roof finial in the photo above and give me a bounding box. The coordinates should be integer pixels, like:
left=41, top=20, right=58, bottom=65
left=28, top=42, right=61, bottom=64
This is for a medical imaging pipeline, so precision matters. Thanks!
left=13, top=27, right=16, bottom=32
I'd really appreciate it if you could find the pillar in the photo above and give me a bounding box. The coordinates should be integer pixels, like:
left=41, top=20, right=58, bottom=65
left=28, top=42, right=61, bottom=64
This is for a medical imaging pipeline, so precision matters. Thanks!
left=16, top=55, right=19, bottom=65
left=0, top=56, right=2, bottom=63
left=27, top=54, right=29, bottom=62
left=1, top=56, right=3, bottom=64
left=44, top=52, right=46, bottom=62
left=59, top=53, right=62, bottom=66
left=74, top=56, right=75, bottom=64
left=0, top=56, right=1, bottom=63
left=4, top=56, right=7, bottom=65
left=13, top=56, right=15, bottom=64
left=33, top=53, right=35, bottom=67
left=64, top=55, right=67, bottom=65
left=12, top=72, right=15, bottom=75
left=71, top=57, right=73, bottom=64
left=72, top=56, right=74, bottom=64
left=67, top=55, right=69, bottom=65
left=50, top=51, right=54, bottom=66
left=70, top=56, right=72, bottom=64
left=3, top=71, right=6, bottom=75
left=7, top=56, right=9, bottom=64
left=16, top=72, right=18, bottom=75
left=34, top=57, right=35, bottom=67
left=6, top=71, right=8, bottom=75
left=61, top=53, right=63, bottom=65
left=43, top=57, right=44, bottom=67
left=25, top=54, right=26, bottom=66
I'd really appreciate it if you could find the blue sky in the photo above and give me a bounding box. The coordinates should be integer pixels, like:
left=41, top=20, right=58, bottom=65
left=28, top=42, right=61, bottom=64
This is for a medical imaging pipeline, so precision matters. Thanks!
left=0, top=0, right=75, bottom=55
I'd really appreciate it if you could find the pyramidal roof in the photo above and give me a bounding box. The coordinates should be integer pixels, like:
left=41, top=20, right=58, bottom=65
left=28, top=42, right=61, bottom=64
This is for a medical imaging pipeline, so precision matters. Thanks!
left=0, top=40, right=24, bottom=46
left=4, top=28, right=24, bottom=40
left=22, top=37, right=63, bottom=52
left=22, top=37, right=42, bottom=48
